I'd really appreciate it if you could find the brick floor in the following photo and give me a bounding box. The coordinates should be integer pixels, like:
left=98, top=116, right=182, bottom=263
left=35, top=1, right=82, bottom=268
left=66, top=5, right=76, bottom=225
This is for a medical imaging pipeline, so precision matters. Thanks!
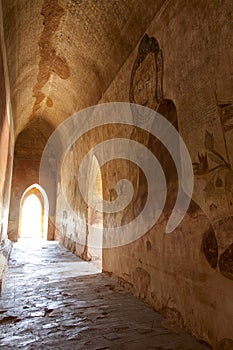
left=0, top=241, right=209, bottom=350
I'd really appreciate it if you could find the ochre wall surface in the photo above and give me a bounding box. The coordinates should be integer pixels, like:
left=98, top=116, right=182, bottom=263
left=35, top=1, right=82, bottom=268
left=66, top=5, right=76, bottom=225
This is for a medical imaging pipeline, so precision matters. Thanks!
left=1, top=0, right=232, bottom=348
left=0, top=8, right=14, bottom=293
left=57, top=0, right=233, bottom=348
left=100, top=1, right=233, bottom=348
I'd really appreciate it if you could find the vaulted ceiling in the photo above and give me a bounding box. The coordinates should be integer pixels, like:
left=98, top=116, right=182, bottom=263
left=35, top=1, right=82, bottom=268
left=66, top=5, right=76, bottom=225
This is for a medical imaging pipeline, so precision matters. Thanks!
left=2, top=0, right=165, bottom=137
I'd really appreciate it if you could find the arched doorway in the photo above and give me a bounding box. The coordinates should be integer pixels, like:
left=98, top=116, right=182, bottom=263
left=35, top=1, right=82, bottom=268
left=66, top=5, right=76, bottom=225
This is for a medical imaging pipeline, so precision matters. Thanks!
left=8, top=117, right=57, bottom=242
left=18, top=184, right=49, bottom=240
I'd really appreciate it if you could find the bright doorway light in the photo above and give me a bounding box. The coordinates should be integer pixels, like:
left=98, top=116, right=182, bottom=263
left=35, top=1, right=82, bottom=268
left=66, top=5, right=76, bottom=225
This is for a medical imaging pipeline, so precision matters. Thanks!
left=20, top=194, right=42, bottom=238
left=18, top=184, right=49, bottom=241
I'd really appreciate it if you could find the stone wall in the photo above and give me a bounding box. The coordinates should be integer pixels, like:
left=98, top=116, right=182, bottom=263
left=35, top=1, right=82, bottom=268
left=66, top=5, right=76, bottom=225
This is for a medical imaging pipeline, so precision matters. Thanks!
left=55, top=0, right=233, bottom=347
left=57, top=126, right=106, bottom=262
left=99, top=0, right=233, bottom=348
left=0, top=3, right=14, bottom=293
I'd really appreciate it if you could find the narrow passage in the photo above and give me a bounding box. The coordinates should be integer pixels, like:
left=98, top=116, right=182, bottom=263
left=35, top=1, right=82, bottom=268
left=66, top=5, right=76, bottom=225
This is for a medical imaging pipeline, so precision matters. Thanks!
left=0, top=241, right=209, bottom=350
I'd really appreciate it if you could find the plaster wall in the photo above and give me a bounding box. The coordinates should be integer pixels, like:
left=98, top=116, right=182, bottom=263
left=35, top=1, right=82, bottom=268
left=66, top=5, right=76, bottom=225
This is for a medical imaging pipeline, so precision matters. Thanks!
left=99, top=1, right=233, bottom=347
left=0, top=2, right=14, bottom=293
left=54, top=0, right=233, bottom=347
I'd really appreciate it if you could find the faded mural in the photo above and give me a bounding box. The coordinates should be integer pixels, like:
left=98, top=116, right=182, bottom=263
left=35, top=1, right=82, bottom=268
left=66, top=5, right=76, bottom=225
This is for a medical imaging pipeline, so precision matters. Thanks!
left=128, top=34, right=179, bottom=223
left=129, top=34, right=233, bottom=282
left=194, top=103, right=233, bottom=280
left=100, top=22, right=233, bottom=347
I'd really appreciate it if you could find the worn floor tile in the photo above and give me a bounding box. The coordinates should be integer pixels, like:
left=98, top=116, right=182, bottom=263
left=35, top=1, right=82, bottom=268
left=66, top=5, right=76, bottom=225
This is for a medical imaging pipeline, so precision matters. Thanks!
left=0, top=241, right=209, bottom=350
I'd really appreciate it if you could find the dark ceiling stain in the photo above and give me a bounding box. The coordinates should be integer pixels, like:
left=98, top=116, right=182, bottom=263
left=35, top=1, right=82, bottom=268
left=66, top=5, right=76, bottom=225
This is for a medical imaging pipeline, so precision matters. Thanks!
left=30, top=0, right=70, bottom=120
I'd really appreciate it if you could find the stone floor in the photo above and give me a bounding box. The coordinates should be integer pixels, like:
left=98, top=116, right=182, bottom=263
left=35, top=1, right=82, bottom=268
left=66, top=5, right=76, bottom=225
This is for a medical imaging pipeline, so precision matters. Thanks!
left=0, top=240, right=209, bottom=350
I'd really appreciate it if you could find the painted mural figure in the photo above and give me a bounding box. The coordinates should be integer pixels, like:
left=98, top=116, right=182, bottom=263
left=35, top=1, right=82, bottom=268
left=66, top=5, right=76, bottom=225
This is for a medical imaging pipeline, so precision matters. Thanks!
left=128, top=34, right=180, bottom=222
left=129, top=34, right=233, bottom=281
left=129, top=34, right=163, bottom=111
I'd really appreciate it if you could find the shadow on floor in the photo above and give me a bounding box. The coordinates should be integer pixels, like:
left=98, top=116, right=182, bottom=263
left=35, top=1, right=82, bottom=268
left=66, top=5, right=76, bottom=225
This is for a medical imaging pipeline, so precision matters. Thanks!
left=0, top=241, right=209, bottom=350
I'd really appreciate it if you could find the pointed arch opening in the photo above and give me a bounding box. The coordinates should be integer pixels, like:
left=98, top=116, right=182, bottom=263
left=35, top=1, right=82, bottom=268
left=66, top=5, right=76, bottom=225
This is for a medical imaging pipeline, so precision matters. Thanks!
left=84, top=155, right=103, bottom=267
left=18, top=184, right=49, bottom=241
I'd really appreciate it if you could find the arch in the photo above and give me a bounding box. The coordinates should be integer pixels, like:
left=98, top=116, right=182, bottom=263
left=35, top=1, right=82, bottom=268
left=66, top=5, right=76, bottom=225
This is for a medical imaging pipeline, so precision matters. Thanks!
left=8, top=117, right=59, bottom=242
left=87, top=155, right=103, bottom=229
left=83, top=155, right=103, bottom=264
left=18, top=184, right=49, bottom=240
